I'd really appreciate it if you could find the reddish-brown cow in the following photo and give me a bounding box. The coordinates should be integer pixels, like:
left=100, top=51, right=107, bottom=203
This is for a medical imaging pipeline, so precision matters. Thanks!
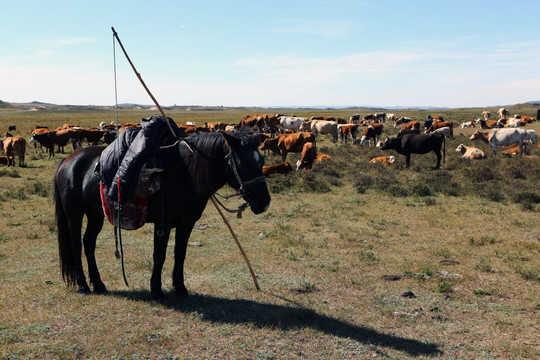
left=262, top=161, right=293, bottom=176
left=260, top=132, right=316, bottom=163
left=296, top=142, right=317, bottom=170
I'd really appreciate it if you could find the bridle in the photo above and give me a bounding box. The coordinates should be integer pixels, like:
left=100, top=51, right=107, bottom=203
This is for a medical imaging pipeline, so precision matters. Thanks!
left=212, top=133, right=266, bottom=218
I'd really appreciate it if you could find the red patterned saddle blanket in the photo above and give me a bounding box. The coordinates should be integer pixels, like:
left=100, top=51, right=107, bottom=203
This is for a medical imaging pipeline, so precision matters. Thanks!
left=100, top=165, right=162, bottom=230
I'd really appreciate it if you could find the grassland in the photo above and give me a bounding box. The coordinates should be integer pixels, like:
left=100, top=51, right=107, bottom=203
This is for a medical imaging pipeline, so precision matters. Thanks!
left=0, top=104, right=539, bottom=359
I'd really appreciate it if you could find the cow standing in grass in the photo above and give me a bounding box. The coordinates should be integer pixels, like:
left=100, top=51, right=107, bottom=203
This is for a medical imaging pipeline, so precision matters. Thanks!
left=377, top=132, right=445, bottom=169
left=469, top=128, right=528, bottom=156
left=260, top=132, right=316, bottom=163
left=0, top=135, right=26, bottom=166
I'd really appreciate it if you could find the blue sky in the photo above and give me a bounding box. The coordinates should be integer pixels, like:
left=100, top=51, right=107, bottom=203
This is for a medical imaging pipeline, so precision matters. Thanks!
left=1, top=0, right=539, bottom=108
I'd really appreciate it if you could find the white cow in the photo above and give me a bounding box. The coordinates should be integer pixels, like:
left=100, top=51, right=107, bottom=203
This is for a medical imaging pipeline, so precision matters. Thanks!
left=525, top=130, right=536, bottom=144
left=455, top=144, right=485, bottom=159
left=469, top=128, right=528, bottom=156
left=433, top=126, right=452, bottom=138
left=299, top=120, right=338, bottom=143
left=460, top=119, right=478, bottom=129
left=277, top=116, right=307, bottom=133
left=386, top=113, right=397, bottom=123
left=501, top=117, right=524, bottom=127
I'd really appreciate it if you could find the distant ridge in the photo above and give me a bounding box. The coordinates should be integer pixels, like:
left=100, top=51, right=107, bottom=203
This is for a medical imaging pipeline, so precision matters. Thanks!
left=30, top=101, right=55, bottom=105
left=1, top=100, right=538, bottom=110
left=0, top=100, right=14, bottom=109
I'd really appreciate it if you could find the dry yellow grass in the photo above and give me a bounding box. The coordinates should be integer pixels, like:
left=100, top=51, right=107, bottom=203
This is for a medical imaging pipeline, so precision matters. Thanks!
left=1, top=105, right=539, bottom=359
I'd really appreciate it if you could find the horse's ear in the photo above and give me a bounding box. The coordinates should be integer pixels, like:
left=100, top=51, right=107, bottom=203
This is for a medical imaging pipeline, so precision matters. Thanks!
left=221, top=131, right=240, bottom=147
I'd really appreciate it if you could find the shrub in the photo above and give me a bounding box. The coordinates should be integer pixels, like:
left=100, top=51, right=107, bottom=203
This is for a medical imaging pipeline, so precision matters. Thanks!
left=411, top=183, right=432, bottom=197
left=512, top=191, right=540, bottom=210
left=25, top=181, right=50, bottom=198
left=484, top=187, right=505, bottom=203
left=266, top=175, right=294, bottom=194
left=386, top=184, right=409, bottom=197
left=354, top=174, right=374, bottom=194
left=297, top=172, right=331, bottom=193
left=437, top=280, right=454, bottom=293
left=465, top=161, right=501, bottom=183
left=473, top=289, right=492, bottom=296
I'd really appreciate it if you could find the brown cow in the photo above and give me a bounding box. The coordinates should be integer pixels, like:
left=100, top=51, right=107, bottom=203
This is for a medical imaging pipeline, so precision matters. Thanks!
left=74, top=129, right=105, bottom=147
left=204, top=122, right=227, bottom=131
left=338, top=124, right=358, bottom=143
left=31, top=129, right=79, bottom=158
left=513, top=115, right=534, bottom=123
left=315, top=153, right=333, bottom=162
left=296, top=142, right=317, bottom=170
left=29, top=127, right=50, bottom=153
left=400, top=121, right=420, bottom=132
left=359, top=123, right=384, bottom=145
left=262, top=114, right=280, bottom=137
left=0, top=135, right=26, bottom=166
left=502, top=142, right=529, bottom=156
left=369, top=156, right=396, bottom=165
left=177, top=125, right=210, bottom=138
left=262, top=161, right=293, bottom=177
left=260, top=132, right=316, bottom=163
left=244, top=114, right=280, bottom=136
left=238, top=115, right=265, bottom=131
left=426, top=120, right=454, bottom=138
left=478, top=119, right=498, bottom=129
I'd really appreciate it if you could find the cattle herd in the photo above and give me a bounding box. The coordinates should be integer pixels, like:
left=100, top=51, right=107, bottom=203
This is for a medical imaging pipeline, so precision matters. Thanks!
left=0, top=108, right=537, bottom=174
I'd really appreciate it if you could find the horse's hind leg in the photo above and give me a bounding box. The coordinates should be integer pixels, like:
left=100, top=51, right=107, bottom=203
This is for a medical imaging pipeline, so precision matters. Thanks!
left=83, top=212, right=107, bottom=294
left=66, top=216, right=92, bottom=294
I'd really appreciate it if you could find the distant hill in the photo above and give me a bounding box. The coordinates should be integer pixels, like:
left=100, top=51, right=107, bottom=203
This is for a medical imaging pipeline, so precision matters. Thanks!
left=0, top=100, right=14, bottom=109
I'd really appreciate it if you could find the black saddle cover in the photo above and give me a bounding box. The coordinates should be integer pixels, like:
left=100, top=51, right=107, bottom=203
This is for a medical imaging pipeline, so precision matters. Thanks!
left=98, top=116, right=180, bottom=229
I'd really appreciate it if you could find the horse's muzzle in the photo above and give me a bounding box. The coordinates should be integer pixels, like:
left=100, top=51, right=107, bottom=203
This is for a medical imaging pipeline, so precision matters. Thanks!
left=251, top=200, right=271, bottom=215
left=241, top=176, right=271, bottom=215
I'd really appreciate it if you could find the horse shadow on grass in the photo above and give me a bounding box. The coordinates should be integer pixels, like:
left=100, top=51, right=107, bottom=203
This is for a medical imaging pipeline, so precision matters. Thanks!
left=110, top=290, right=442, bottom=357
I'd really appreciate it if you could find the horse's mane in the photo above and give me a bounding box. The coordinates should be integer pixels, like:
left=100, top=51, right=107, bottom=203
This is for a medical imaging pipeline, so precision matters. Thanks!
left=180, top=130, right=259, bottom=193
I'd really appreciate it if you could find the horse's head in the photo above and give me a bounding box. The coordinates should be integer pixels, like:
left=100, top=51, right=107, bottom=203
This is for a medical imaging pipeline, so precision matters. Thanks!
left=221, top=131, right=271, bottom=214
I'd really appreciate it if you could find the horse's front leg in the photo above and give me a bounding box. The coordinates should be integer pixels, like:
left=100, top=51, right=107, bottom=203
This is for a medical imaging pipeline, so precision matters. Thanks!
left=150, top=226, right=171, bottom=300
left=172, top=220, right=197, bottom=297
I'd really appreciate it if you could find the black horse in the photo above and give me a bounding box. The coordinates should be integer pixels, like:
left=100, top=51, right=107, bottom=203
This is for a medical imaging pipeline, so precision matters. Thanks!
left=54, top=130, right=271, bottom=300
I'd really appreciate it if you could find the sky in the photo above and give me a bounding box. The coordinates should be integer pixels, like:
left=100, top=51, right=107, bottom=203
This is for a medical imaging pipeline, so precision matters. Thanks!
left=1, top=0, right=539, bottom=108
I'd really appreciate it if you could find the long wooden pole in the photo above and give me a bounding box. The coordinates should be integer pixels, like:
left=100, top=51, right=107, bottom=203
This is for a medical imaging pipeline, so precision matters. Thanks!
left=111, top=27, right=177, bottom=138
left=211, top=197, right=261, bottom=291
left=111, top=26, right=260, bottom=291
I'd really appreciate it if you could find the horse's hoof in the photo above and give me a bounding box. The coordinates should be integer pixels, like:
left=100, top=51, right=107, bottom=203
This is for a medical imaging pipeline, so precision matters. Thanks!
left=78, top=287, right=91, bottom=295
left=174, top=288, right=190, bottom=299
left=93, top=284, right=108, bottom=294
left=152, top=290, right=166, bottom=301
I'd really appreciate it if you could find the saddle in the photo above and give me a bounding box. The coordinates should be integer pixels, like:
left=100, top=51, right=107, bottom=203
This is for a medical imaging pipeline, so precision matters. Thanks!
left=98, top=116, right=180, bottom=230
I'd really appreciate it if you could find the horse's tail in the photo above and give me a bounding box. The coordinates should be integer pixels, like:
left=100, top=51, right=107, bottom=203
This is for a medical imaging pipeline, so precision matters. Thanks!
left=54, top=159, right=77, bottom=287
